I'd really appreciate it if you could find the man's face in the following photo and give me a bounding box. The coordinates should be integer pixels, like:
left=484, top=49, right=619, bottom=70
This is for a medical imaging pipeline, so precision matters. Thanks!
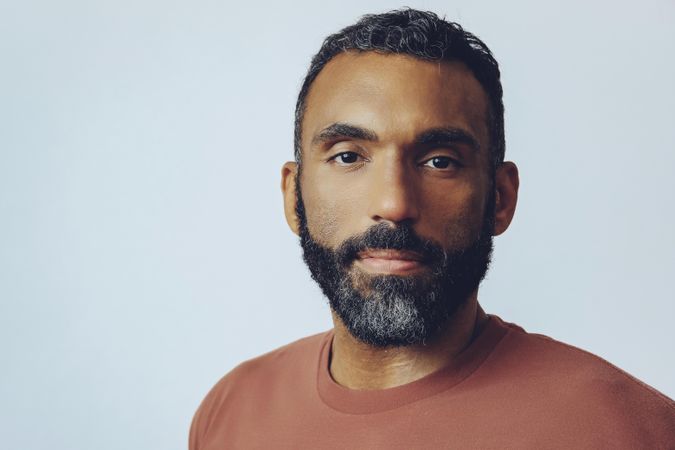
left=293, top=52, right=495, bottom=346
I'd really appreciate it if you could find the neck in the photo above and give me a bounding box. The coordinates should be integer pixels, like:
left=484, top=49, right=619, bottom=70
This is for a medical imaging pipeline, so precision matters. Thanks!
left=329, top=294, right=487, bottom=390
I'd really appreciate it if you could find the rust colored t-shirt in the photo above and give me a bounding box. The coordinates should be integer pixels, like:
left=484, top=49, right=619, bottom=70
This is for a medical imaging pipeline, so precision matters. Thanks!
left=189, top=316, right=675, bottom=449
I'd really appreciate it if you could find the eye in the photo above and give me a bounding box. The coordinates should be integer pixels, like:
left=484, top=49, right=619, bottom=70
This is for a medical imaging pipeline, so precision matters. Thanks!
left=423, top=156, right=457, bottom=169
left=331, top=151, right=362, bottom=166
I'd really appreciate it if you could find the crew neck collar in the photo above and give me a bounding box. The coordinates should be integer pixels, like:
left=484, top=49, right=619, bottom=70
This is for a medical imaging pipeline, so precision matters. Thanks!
left=316, top=315, right=509, bottom=414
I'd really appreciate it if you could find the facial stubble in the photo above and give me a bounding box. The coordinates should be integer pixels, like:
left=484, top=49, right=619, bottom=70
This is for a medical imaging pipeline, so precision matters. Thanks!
left=296, top=175, right=495, bottom=348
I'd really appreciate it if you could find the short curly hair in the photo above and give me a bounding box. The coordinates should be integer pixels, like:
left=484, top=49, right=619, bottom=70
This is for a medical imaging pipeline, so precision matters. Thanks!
left=294, top=8, right=504, bottom=169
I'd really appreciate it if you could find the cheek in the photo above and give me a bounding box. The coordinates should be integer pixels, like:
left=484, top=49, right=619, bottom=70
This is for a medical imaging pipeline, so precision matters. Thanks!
left=305, top=201, right=341, bottom=245
left=301, top=175, right=359, bottom=247
left=420, top=184, right=488, bottom=247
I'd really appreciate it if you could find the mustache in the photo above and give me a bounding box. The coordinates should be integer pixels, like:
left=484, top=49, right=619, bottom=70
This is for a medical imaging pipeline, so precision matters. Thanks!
left=335, top=222, right=445, bottom=266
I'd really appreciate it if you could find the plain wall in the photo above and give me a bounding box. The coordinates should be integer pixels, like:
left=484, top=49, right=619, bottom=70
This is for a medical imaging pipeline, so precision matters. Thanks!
left=1, top=1, right=674, bottom=449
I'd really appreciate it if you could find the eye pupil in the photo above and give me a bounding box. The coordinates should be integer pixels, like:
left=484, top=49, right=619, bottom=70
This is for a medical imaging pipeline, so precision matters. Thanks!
left=432, top=157, right=450, bottom=168
left=340, top=153, right=358, bottom=163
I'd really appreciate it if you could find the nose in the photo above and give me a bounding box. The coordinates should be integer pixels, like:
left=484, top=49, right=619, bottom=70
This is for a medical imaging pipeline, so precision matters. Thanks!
left=367, top=157, right=420, bottom=225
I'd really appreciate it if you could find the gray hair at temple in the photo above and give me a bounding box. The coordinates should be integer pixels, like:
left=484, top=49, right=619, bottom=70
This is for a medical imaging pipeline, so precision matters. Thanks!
left=293, top=8, right=505, bottom=170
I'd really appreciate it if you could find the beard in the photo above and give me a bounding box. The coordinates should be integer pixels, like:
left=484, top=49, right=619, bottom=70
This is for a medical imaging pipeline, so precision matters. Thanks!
left=296, top=179, right=495, bottom=348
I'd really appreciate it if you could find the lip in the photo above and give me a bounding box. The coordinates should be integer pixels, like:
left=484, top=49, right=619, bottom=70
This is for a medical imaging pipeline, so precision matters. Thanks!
left=355, top=249, right=426, bottom=275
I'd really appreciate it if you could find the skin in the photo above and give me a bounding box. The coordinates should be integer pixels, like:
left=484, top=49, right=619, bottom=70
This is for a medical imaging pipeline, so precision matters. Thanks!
left=281, top=52, right=519, bottom=390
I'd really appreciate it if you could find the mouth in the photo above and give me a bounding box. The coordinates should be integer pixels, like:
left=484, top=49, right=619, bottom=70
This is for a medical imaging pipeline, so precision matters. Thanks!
left=354, top=249, right=427, bottom=275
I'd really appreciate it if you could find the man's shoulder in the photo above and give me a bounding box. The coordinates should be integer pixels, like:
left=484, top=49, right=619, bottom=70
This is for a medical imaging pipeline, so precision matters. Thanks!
left=218, top=330, right=329, bottom=390
left=500, top=318, right=672, bottom=398
left=196, top=330, right=330, bottom=408
left=507, top=320, right=668, bottom=397
left=489, top=317, right=675, bottom=437
left=189, top=331, right=331, bottom=448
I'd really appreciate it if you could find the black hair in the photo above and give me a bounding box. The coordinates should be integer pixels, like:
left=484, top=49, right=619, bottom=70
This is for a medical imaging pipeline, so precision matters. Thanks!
left=293, top=8, right=504, bottom=169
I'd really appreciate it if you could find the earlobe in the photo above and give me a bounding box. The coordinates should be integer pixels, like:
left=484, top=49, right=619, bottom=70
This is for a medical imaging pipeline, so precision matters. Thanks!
left=493, top=161, right=520, bottom=236
left=281, top=161, right=300, bottom=236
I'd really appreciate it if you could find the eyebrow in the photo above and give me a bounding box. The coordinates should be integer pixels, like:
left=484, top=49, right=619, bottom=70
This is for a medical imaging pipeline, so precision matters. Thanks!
left=311, top=122, right=379, bottom=147
left=414, top=127, right=480, bottom=152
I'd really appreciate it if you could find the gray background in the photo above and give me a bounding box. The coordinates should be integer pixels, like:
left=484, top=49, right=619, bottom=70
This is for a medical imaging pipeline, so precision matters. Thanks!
left=1, top=0, right=674, bottom=449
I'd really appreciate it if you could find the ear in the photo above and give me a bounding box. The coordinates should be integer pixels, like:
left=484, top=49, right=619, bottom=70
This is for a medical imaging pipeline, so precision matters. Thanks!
left=493, top=161, right=519, bottom=236
left=281, top=161, right=300, bottom=235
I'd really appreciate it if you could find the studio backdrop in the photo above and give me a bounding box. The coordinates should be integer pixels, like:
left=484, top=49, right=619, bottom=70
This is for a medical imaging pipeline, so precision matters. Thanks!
left=1, top=1, right=674, bottom=449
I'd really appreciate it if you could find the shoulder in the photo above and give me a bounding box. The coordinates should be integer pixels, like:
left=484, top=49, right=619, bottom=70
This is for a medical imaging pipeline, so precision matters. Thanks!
left=197, top=330, right=329, bottom=406
left=504, top=319, right=672, bottom=403
left=224, top=330, right=328, bottom=381
left=489, top=317, right=675, bottom=443
left=189, top=331, right=330, bottom=449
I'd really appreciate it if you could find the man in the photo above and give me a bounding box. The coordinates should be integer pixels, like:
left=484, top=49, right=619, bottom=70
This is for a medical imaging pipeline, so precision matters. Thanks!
left=190, top=9, right=674, bottom=449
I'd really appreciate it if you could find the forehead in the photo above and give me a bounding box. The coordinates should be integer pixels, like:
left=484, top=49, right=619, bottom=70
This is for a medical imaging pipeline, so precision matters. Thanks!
left=302, top=52, right=490, bottom=152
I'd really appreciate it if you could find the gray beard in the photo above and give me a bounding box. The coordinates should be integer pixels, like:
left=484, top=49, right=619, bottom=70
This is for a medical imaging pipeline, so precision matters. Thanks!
left=332, top=269, right=446, bottom=346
